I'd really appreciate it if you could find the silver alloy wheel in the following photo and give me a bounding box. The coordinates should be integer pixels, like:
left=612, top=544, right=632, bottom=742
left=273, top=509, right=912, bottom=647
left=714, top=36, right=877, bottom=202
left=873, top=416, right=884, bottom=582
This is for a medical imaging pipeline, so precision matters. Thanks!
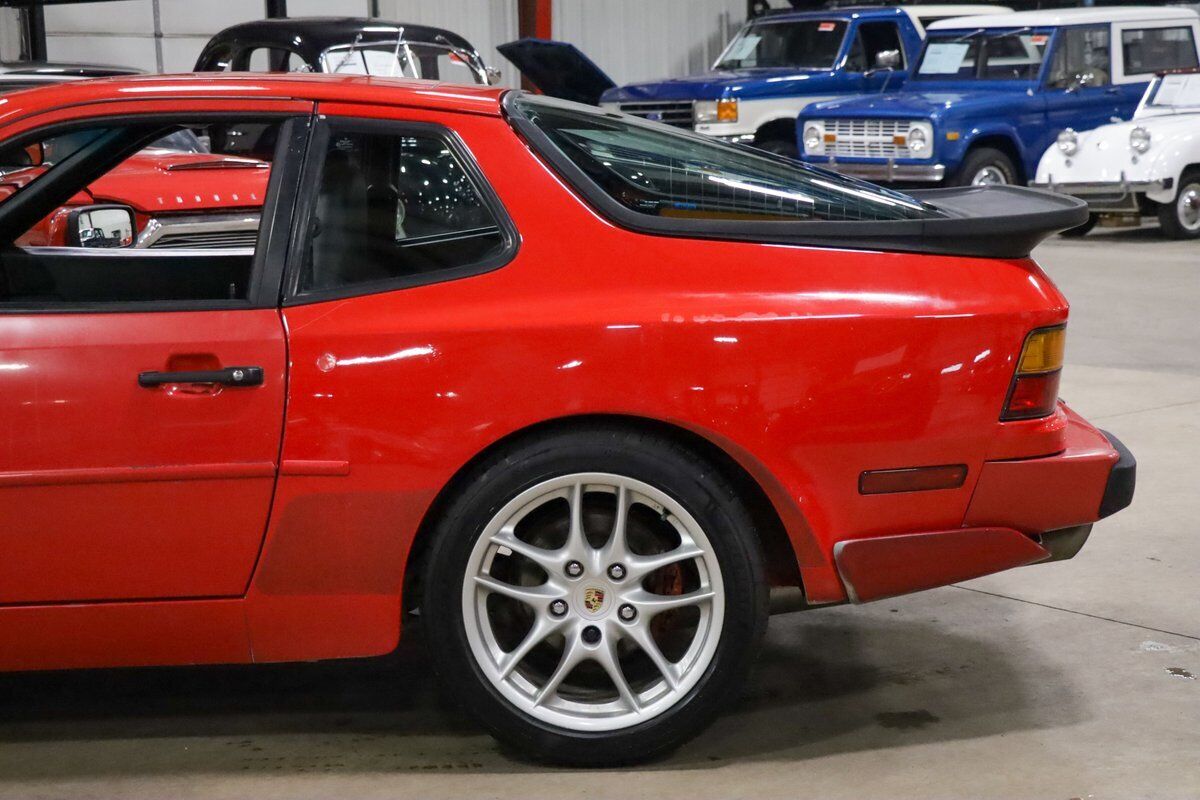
left=461, top=473, right=725, bottom=732
left=1176, top=183, right=1200, bottom=231
left=971, top=165, right=1008, bottom=186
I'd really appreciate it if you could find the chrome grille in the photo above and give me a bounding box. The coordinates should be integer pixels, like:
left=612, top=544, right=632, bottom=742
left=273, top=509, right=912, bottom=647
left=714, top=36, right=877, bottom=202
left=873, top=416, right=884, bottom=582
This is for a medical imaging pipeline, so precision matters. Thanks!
left=136, top=213, right=261, bottom=250
left=618, top=101, right=694, bottom=128
left=827, top=119, right=912, bottom=159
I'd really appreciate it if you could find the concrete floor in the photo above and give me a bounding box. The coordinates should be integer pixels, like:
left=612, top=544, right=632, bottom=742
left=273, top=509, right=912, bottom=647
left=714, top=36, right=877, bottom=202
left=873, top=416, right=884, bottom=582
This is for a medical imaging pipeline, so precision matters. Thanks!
left=0, top=227, right=1197, bottom=799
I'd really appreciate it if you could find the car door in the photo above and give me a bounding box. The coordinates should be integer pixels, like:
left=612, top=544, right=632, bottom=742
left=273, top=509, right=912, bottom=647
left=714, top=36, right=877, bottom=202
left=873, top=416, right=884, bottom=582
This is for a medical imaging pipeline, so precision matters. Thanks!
left=1043, top=25, right=1121, bottom=146
left=0, top=107, right=309, bottom=604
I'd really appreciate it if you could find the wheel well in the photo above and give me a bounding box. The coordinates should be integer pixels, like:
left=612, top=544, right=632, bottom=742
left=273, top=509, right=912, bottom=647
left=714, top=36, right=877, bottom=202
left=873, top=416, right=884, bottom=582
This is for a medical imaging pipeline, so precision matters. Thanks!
left=401, top=414, right=802, bottom=615
left=755, top=118, right=798, bottom=146
left=965, top=135, right=1025, bottom=183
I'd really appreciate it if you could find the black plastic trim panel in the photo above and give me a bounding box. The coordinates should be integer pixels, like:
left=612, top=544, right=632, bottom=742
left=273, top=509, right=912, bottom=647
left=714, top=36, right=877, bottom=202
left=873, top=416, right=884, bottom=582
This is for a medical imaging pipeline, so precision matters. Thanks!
left=1098, top=430, right=1136, bottom=519
left=502, top=91, right=1089, bottom=260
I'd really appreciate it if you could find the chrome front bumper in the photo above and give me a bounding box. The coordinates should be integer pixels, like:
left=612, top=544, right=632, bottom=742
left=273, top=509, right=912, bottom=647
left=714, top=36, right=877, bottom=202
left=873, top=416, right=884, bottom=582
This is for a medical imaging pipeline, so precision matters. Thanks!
left=817, top=158, right=946, bottom=182
left=1031, top=176, right=1170, bottom=213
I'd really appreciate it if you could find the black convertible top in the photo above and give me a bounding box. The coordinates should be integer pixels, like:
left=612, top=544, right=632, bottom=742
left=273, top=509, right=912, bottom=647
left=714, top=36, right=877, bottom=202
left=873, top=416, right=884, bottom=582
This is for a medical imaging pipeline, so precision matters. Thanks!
left=195, top=17, right=478, bottom=72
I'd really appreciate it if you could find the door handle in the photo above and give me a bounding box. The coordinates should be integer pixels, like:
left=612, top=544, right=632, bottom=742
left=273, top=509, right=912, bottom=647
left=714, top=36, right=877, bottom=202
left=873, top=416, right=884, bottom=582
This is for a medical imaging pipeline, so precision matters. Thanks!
left=1105, top=87, right=1121, bottom=95
left=138, top=366, right=264, bottom=388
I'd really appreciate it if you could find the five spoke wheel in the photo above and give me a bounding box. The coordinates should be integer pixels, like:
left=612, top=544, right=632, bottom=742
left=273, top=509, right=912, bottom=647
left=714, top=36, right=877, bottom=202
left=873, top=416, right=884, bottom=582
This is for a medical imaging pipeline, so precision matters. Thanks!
left=462, top=474, right=724, bottom=732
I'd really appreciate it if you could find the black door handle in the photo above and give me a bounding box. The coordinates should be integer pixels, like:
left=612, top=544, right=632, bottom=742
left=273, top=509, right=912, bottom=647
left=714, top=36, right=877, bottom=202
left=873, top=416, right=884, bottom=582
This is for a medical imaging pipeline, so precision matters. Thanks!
left=138, top=366, right=264, bottom=388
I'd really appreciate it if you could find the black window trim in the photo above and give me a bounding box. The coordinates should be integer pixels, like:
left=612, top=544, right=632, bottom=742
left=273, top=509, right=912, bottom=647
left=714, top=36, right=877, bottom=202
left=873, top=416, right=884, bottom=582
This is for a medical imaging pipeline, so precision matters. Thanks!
left=0, top=110, right=311, bottom=314
left=281, top=115, right=519, bottom=307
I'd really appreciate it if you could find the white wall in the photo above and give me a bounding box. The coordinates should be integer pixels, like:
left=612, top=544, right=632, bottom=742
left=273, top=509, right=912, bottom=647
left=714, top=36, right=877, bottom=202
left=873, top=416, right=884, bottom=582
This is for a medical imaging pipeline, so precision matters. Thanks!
left=551, top=0, right=746, bottom=87
left=35, top=0, right=518, bottom=84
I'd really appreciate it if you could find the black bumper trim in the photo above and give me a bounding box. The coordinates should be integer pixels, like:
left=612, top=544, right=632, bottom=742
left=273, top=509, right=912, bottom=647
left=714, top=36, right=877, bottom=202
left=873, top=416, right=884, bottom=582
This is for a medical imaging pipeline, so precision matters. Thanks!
left=1098, top=430, right=1136, bottom=519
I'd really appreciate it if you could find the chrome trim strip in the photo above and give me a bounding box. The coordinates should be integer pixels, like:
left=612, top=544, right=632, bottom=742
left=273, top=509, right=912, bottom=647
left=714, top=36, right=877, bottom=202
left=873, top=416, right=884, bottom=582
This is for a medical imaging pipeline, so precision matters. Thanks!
left=823, top=159, right=946, bottom=182
left=136, top=213, right=261, bottom=249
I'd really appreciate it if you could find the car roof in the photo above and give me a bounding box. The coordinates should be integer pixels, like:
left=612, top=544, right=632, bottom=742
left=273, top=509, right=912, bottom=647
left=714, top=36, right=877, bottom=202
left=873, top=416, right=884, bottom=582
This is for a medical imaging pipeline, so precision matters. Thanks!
left=905, top=5, right=1012, bottom=20
left=928, top=5, right=1199, bottom=30
left=0, top=73, right=506, bottom=121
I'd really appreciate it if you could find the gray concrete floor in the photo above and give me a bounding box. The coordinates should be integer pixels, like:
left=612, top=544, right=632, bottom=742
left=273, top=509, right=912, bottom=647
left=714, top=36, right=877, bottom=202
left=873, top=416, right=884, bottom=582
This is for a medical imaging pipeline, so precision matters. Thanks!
left=0, top=226, right=1197, bottom=799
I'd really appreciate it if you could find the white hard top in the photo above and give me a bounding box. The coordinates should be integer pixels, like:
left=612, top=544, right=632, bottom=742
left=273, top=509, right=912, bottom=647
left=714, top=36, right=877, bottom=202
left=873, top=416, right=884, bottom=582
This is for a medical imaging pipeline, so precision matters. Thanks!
left=928, top=5, right=1199, bottom=30
left=905, top=5, right=1012, bottom=20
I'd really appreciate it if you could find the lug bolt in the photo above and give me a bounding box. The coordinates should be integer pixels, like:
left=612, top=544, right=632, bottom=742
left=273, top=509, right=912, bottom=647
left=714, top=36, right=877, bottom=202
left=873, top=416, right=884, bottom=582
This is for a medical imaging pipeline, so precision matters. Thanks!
left=618, top=604, right=637, bottom=622
left=549, top=599, right=568, bottom=617
left=607, top=563, right=626, bottom=581
left=581, top=625, right=602, bottom=644
left=565, top=560, right=584, bottom=578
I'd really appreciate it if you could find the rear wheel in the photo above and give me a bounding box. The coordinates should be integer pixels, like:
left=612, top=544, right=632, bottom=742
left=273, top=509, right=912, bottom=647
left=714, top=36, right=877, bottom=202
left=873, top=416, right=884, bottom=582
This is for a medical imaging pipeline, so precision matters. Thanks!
left=1157, top=170, right=1200, bottom=239
left=423, top=427, right=767, bottom=766
left=951, top=147, right=1017, bottom=186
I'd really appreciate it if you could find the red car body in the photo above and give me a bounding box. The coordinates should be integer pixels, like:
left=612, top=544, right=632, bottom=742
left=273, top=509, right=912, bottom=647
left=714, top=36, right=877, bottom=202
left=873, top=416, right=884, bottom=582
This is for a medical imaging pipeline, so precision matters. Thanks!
left=0, top=75, right=1131, bottom=677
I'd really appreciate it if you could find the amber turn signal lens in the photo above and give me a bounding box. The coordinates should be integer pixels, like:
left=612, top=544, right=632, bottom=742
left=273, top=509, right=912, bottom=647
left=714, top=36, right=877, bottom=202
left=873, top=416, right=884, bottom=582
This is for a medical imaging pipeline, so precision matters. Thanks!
left=1002, top=325, right=1066, bottom=421
left=716, top=99, right=738, bottom=122
left=1018, top=326, right=1066, bottom=374
left=859, top=464, right=968, bottom=495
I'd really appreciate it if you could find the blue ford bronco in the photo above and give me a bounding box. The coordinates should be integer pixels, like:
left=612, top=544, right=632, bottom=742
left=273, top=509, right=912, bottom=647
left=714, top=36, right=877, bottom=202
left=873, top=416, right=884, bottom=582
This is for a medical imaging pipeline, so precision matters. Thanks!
left=798, top=7, right=1200, bottom=185
left=500, top=6, right=1011, bottom=157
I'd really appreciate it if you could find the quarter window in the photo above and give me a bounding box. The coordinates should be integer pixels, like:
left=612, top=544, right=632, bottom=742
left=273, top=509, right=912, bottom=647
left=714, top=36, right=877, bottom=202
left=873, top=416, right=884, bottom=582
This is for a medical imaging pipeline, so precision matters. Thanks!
left=296, top=126, right=509, bottom=295
left=1122, top=26, right=1199, bottom=75
left=512, top=96, right=939, bottom=222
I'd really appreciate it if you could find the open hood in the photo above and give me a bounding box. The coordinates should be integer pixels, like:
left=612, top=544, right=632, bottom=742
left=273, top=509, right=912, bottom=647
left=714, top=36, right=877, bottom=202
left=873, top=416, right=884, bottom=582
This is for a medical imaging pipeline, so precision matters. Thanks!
left=497, top=38, right=615, bottom=106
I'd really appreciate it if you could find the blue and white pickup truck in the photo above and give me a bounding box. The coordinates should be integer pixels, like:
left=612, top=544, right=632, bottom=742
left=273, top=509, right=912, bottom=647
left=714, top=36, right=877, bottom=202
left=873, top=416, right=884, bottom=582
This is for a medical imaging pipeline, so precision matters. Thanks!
left=797, top=7, right=1200, bottom=185
left=500, top=5, right=1010, bottom=157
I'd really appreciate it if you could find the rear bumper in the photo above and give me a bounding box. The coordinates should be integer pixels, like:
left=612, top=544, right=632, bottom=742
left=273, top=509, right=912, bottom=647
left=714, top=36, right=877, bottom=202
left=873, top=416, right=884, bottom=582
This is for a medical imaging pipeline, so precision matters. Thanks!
left=834, top=408, right=1135, bottom=603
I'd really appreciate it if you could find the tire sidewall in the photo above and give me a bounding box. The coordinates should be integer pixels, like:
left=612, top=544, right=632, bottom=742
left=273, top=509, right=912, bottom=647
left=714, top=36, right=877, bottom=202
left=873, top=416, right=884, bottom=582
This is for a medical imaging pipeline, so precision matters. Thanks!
left=951, top=147, right=1017, bottom=187
left=1159, top=173, right=1200, bottom=239
left=422, top=430, right=766, bottom=765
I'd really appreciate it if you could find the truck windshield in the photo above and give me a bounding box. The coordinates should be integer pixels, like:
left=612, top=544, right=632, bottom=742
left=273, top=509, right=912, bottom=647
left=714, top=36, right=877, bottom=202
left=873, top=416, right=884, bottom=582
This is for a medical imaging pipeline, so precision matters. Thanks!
left=716, top=19, right=847, bottom=70
left=914, top=29, right=1049, bottom=81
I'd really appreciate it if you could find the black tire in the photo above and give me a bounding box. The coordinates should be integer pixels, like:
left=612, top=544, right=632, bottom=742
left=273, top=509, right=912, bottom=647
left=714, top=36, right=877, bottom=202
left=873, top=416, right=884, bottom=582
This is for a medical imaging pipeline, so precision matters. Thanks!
left=756, top=138, right=799, bottom=159
left=1157, top=169, right=1200, bottom=239
left=950, top=146, right=1017, bottom=187
left=422, top=425, right=767, bottom=766
left=1060, top=214, right=1098, bottom=238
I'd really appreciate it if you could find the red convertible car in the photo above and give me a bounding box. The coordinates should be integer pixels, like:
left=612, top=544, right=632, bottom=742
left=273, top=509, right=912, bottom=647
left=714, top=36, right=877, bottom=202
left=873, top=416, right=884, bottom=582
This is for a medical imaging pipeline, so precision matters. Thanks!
left=0, top=74, right=1133, bottom=765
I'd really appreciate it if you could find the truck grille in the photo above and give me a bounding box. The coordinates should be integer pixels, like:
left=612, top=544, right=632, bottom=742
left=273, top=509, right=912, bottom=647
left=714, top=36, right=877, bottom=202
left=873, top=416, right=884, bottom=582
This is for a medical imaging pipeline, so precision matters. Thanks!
left=618, top=101, right=694, bottom=128
left=826, top=119, right=914, bottom=159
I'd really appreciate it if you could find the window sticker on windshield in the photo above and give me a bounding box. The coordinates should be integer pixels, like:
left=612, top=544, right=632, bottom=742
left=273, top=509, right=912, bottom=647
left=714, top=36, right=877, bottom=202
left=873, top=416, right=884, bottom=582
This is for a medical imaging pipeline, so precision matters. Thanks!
left=819, top=22, right=836, bottom=32
left=1030, top=34, right=1048, bottom=47
left=1155, top=73, right=1200, bottom=106
left=725, top=34, right=761, bottom=62
left=919, top=42, right=971, bottom=74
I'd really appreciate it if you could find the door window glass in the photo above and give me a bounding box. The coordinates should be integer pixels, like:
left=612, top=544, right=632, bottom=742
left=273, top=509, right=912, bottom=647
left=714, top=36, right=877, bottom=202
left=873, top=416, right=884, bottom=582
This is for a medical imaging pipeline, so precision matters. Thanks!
left=845, top=22, right=906, bottom=72
left=0, top=119, right=283, bottom=307
left=1047, top=26, right=1111, bottom=88
left=1122, top=26, right=1199, bottom=75
left=297, top=127, right=509, bottom=294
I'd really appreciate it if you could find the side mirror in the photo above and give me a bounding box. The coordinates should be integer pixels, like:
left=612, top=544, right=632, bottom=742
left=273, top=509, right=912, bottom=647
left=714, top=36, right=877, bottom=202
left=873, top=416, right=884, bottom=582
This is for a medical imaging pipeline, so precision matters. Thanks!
left=874, top=49, right=901, bottom=70
left=485, top=66, right=502, bottom=85
left=67, top=205, right=136, bottom=248
left=23, top=142, right=44, bottom=166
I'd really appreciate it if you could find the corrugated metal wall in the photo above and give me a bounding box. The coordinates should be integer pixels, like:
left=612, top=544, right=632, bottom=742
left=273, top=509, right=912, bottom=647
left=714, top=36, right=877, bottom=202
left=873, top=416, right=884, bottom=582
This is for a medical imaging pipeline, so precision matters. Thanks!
left=551, top=0, right=746, bottom=87
left=35, top=0, right=518, bottom=84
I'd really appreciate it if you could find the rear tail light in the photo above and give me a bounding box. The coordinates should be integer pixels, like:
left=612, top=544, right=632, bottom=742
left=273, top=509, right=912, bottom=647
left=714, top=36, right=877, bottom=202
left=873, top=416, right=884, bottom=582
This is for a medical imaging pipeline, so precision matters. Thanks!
left=1002, top=325, right=1065, bottom=421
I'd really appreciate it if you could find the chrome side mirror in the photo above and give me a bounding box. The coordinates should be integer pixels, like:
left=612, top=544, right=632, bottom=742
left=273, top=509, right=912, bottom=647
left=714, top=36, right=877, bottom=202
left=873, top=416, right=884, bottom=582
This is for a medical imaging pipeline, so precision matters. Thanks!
left=874, top=49, right=901, bottom=70
left=68, top=205, right=136, bottom=248
left=485, top=66, right=502, bottom=85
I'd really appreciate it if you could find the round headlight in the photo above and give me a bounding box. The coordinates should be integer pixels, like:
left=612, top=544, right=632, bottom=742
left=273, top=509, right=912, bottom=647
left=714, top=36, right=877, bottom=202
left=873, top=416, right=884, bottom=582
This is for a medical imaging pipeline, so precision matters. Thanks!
left=803, top=125, right=822, bottom=151
left=1057, top=129, right=1078, bottom=156
left=1130, top=126, right=1151, bottom=154
left=908, top=126, right=927, bottom=154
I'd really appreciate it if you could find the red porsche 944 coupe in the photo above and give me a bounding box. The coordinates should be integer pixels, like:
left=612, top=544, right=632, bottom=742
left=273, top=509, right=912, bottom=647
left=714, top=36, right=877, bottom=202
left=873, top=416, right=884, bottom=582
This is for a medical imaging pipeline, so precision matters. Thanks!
left=0, top=74, right=1134, bottom=765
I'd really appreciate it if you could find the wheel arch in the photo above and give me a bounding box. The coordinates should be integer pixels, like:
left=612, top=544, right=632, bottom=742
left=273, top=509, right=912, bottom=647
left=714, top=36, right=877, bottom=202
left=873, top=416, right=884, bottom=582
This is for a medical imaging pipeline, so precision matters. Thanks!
left=754, top=117, right=800, bottom=146
left=962, top=131, right=1027, bottom=183
left=401, top=413, right=804, bottom=616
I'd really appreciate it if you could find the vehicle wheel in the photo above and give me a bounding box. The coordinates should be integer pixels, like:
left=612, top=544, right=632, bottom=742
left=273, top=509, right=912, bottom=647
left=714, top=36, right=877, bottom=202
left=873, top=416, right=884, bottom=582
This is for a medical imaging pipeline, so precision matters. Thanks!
left=951, top=147, right=1017, bottom=186
left=756, top=138, right=799, bottom=159
left=1059, top=214, right=1098, bottom=237
left=1157, top=170, right=1200, bottom=239
left=423, top=426, right=767, bottom=766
